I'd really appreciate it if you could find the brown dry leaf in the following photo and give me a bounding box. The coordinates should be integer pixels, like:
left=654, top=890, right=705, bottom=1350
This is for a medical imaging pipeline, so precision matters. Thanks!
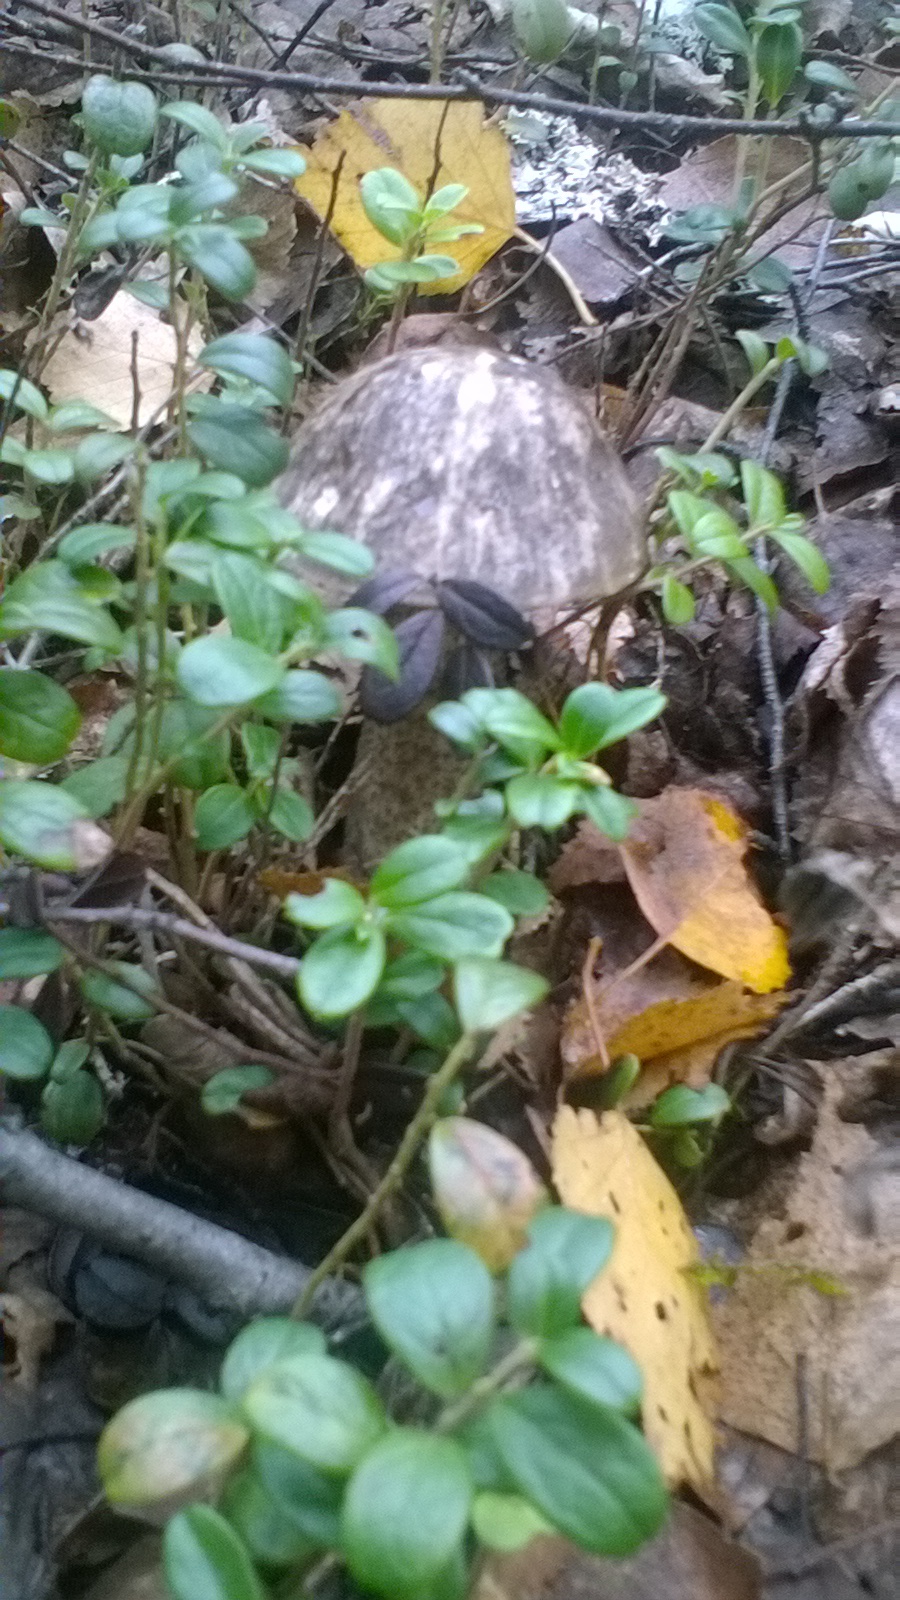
left=37, top=292, right=205, bottom=428
left=552, top=1105, right=718, bottom=1490
left=295, top=99, right=515, bottom=296
left=712, top=1064, right=900, bottom=1472
left=621, top=789, right=791, bottom=994
left=659, top=136, right=828, bottom=269
left=474, top=1503, right=761, bottom=1600
left=562, top=943, right=786, bottom=1096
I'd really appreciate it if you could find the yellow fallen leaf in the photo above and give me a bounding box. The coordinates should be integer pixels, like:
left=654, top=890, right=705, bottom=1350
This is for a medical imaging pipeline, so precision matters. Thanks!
left=621, top=789, right=790, bottom=993
left=295, top=99, right=515, bottom=295
left=562, top=941, right=786, bottom=1092
left=552, top=1105, right=718, bottom=1490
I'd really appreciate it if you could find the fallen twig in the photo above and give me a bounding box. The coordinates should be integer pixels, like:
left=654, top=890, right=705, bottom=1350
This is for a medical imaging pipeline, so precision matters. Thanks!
left=0, top=1118, right=359, bottom=1324
left=7, top=1, right=900, bottom=139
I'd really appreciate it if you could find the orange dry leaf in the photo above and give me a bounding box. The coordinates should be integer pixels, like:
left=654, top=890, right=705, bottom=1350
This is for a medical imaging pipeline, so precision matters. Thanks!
left=561, top=943, right=786, bottom=1100
left=621, top=789, right=791, bottom=994
left=295, top=99, right=515, bottom=296
left=552, top=1105, right=718, bottom=1491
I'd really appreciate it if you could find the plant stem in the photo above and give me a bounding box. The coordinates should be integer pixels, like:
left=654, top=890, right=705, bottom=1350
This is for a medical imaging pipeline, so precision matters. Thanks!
left=700, top=357, right=781, bottom=450
left=292, top=1031, right=477, bottom=1315
left=437, top=1339, right=538, bottom=1432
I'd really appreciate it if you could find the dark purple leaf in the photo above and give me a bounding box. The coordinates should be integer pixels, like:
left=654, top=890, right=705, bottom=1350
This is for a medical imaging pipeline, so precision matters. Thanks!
left=360, top=609, right=445, bottom=722
left=350, top=570, right=423, bottom=615
left=442, top=641, right=494, bottom=698
left=435, top=580, right=532, bottom=651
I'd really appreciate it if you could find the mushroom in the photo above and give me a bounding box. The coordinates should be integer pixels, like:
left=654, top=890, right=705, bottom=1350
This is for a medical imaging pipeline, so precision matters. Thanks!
left=278, top=345, right=647, bottom=865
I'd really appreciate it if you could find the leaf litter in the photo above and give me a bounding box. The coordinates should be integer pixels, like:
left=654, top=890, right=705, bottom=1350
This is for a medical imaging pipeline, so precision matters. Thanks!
left=2, top=2, right=899, bottom=1594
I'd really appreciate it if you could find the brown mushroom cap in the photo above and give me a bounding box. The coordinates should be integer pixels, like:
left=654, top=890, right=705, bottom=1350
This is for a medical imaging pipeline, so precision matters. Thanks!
left=278, top=346, right=646, bottom=610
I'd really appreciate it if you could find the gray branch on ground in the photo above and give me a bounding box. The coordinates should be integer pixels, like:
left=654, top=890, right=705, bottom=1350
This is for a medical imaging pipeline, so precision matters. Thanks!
left=0, top=1119, right=359, bottom=1325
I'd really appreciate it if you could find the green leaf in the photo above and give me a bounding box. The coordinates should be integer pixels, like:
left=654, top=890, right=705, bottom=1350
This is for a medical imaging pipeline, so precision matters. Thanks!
left=177, top=224, right=257, bottom=301
left=342, top=1430, right=472, bottom=1600
left=161, top=100, right=230, bottom=148
left=41, top=1069, right=105, bottom=1144
left=0, top=669, right=81, bottom=763
left=212, top=552, right=287, bottom=653
left=559, top=683, right=666, bottom=756
left=57, top=523, right=135, bottom=566
left=371, top=836, right=471, bottom=910
left=200, top=333, right=294, bottom=407
left=428, top=700, right=484, bottom=751
left=580, top=785, right=637, bottom=841
left=157, top=701, right=231, bottom=789
left=296, top=530, right=375, bottom=579
left=395, top=991, right=460, bottom=1051
left=221, top=1317, right=326, bottom=1402
left=0, top=561, right=123, bottom=651
left=471, top=1492, right=552, bottom=1552
left=0, top=1005, right=54, bottom=1081
left=735, top=329, right=771, bottom=378
left=257, top=669, right=340, bottom=724
left=364, top=1239, right=495, bottom=1400
left=81, top=962, right=158, bottom=1022
left=49, top=1038, right=90, bottom=1082
left=188, top=404, right=289, bottom=487
left=479, top=870, right=549, bottom=917
left=73, top=431, right=134, bottom=483
left=745, top=255, right=793, bottom=293
left=163, top=1505, right=265, bottom=1600
left=322, top=608, right=399, bottom=677
left=359, top=168, right=422, bottom=246
left=0, top=369, right=49, bottom=422
left=487, top=1385, right=667, bottom=1555
left=769, top=528, right=830, bottom=593
left=725, top=555, right=778, bottom=610
left=298, top=925, right=387, bottom=1019
left=454, top=958, right=548, bottom=1033
left=0, top=779, right=99, bottom=870
left=82, top=76, right=158, bottom=156
left=284, top=879, right=366, bottom=930
left=649, top=1082, right=731, bottom=1127
left=25, top=449, right=77, bottom=485
left=199, top=1064, right=274, bottom=1119
left=0, top=928, right=64, bottom=979
left=803, top=59, right=859, bottom=95
left=366, top=256, right=459, bottom=290
left=389, top=893, right=512, bottom=961
left=222, top=1464, right=318, bottom=1568
left=239, top=147, right=306, bottom=178
left=507, top=1206, right=613, bottom=1339
left=661, top=574, right=695, bottom=625
left=693, top=3, right=751, bottom=55
left=755, top=20, right=802, bottom=104
left=47, top=399, right=120, bottom=432
left=740, top=460, right=786, bottom=529
left=465, top=688, right=560, bottom=759
left=194, top=784, right=256, bottom=850
left=254, top=1442, right=343, bottom=1545
left=98, top=1388, right=249, bottom=1508
left=512, top=0, right=573, bottom=63
left=506, top=774, right=580, bottom=829
left=243, top=1353, right=385, bottom=1473
left=266, top=786, right=314, bottom=842
left=538, top=1327, right=643, bottom=1414
left=177, top=635, right=283, bottom=707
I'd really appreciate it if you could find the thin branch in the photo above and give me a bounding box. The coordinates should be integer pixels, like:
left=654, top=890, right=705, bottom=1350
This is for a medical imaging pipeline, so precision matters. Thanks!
left=7, top=1, right=900, bottom=138
left=293, top=1031, right=476, bottom=1314
left=21, top=900, right=303, bottom=977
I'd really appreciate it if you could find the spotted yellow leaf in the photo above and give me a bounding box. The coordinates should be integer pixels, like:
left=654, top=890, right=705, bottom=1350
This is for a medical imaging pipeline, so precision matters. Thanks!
left=552, top=1105, right=718, bottom=1491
